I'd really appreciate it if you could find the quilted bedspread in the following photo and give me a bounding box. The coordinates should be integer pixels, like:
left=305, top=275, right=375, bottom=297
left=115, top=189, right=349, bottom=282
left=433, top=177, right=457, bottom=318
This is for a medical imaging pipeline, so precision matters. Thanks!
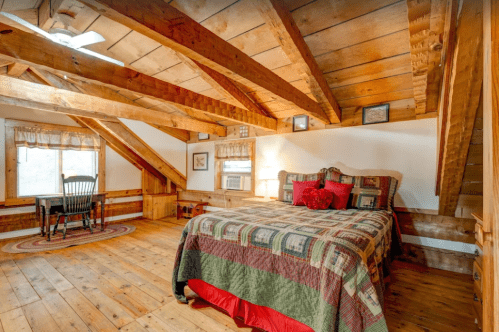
left=173, top=202, right=392, bottom=332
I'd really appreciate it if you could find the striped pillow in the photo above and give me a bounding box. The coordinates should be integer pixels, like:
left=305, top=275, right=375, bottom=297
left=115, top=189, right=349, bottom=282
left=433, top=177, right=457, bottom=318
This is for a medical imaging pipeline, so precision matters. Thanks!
left=277, top=171, right=325, bottom=203
left=321, top=169, right=398, bottom=211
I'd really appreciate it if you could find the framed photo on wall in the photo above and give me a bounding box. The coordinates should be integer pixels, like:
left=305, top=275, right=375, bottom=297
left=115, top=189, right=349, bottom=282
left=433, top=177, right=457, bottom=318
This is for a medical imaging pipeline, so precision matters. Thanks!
left=293, top=115, right=309, bottom=132
left=362, top=104, right=390, bottom=125
left=198, top=132, right=210, bottom=141
left=193, top=152, right=209, bottom=171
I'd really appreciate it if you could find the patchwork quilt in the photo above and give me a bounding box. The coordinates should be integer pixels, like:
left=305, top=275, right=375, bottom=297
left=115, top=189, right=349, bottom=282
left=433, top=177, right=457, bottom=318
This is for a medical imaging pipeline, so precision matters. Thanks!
left=173, top=202, right=392, bottom=332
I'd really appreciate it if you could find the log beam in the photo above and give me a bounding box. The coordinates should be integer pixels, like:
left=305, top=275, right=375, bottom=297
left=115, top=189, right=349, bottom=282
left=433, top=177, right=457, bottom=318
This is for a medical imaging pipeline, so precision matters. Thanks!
left=7, top=63, right=29, bottom=77
left=406, top=0, right=432, bottom=114
left=0, top=23, right=276, bottom=131
left=77, top=0, right=330, bottom=124
left=0, top=74, right=227, bottom=136
left=255, top=0, right=341, bottom=123
left=438, top=0, right=484, bottom=216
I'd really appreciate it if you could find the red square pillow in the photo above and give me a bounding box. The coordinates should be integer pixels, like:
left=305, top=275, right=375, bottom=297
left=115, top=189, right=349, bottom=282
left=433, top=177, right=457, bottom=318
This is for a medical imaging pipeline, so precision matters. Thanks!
left=302, top=188, right=334, bottom=210
left=324, top=180, right=354, bottom=210
left=292, top=180, right=320, bottom=206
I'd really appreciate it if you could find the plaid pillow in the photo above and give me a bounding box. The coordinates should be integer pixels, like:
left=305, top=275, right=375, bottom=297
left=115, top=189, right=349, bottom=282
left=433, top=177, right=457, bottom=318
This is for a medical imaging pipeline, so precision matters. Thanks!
left=322, top=169, right=398, bottom=211
left=278, top=171, right=325, bottom=203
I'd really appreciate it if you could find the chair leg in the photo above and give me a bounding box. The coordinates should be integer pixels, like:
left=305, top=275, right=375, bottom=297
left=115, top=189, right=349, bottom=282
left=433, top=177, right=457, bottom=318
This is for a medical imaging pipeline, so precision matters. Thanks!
left=87, top=213, right=93, bottom=234
left=53, top=215, right=61, bottom=235
left=82, top=214, right=87, bottom=230
left=63, top=216, right=68, bottom=240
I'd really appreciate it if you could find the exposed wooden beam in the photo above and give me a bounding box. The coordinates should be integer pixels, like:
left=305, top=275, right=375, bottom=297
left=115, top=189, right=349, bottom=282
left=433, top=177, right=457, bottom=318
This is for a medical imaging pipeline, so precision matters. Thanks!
left=425, top=0, right=448, bottom=113
left=435, top=0, right=459, bottom=196
left=482, top=0, right=498, bottom=330
left=77, top=0, right=330, bottom=124
left=148, top=123, right=190, bottom=143
left=0, top=23, right=276, bottom=132
left=177, top=53, right=272, bottom=118
left=438, top=0, right=484, bottom=216
left=255, top=0, right=341, bottom=123
left=0, top=74, right=227, bottom=136
left=74, top=116, right=168, bottom=183
left=7, top=63, right=29, bottom=77
left=39, top=0, right=84, bottom=31
left=406, top=0, right=432, bottom=114
left=98, top=120, right=187, bottom=189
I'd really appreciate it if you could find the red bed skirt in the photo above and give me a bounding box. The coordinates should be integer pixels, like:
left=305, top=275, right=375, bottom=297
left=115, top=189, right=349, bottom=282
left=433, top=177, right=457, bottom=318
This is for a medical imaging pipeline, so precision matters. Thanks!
left=188, top=279, right=314, bottom=332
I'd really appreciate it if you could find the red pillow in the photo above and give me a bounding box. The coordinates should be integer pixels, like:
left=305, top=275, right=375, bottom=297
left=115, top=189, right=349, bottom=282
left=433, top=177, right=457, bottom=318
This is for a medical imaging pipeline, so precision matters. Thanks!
left=302, top=188, right=334, bottom=210
left=324, top=181, right=354, bottom=210
left=292, top=180, right=320, bottom=206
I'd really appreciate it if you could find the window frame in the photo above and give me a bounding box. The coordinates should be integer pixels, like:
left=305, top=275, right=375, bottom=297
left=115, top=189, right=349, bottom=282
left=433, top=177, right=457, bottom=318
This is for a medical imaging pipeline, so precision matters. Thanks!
left=5, top=119, right=106, bottom=206
left=214, top=139, right=255, bottom=196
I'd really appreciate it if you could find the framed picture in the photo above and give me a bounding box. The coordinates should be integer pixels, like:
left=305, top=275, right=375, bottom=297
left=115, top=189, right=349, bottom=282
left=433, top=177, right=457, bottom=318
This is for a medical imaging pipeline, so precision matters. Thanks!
left=293, top=115, right=309, bottom=132
left=362, top=104, right=390, bottom=125
left=193, top=152, right=209, bottom=171
left=198, top=133, right=209, bottom=141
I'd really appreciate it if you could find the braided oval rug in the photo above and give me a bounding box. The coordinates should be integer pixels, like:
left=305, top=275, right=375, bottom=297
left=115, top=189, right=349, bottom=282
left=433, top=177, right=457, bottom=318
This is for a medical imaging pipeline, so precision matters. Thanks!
left=2, top=224, right=135, bottom=253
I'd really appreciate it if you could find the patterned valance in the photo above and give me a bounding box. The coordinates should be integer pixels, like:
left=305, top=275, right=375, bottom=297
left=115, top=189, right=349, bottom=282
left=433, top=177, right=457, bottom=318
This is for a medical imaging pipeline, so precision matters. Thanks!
left=14, top=126, right=100, bottom=151
left=215, top=141, right=253, bottom=161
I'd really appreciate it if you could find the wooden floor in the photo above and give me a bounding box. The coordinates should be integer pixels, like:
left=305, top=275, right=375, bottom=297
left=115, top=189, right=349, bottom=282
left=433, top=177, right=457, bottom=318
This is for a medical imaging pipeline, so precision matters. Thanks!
left=0, top=218, right=477, bottom=332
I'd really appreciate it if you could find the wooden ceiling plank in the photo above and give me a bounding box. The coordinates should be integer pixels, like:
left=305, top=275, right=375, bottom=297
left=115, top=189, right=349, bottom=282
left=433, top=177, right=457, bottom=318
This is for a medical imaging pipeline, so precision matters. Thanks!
left=255, top=0, right=341, bottom=123
left=177, top=53, right=272, bottom=118
left=406, top=0, right=432, bottom=114
left=99, top=120, right=187, bottom=189
left=77, top=0, right=330, bottom=124
left=0, top=74, right=227, bottom=135
left=0, top=23, right=275, bottom=131
left=438, top=0, right=484, bottom=216
left=7, top=63, right=29, bottom=77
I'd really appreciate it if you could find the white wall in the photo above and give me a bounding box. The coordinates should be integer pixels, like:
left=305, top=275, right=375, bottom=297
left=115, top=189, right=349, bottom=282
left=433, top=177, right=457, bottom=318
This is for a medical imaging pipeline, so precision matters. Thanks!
left=120, top=119, right=187, bottom=176
left=187, top=119, right=440, bottom=210
left=187, top=141, right=215, bottom=191
left=105, top=147, right=142, bottom=190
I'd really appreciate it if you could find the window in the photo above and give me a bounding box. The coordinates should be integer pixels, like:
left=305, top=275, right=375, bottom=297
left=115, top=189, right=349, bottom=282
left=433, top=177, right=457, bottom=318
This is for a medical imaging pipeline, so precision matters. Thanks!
left=17, top=147, right=98, bottom=196
left=215, top=140, right=255, bottom=193
left=5, top=119, right=106, bottom=206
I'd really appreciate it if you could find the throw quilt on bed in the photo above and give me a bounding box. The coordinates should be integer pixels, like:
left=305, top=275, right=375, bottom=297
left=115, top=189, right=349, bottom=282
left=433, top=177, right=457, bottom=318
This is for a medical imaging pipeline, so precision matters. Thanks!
left=173, top=202, right=392, bottom=332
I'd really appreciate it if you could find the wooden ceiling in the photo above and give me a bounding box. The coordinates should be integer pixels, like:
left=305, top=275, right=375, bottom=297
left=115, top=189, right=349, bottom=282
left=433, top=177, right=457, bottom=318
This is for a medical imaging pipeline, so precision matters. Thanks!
left=0, top=0, right=448, bottom=136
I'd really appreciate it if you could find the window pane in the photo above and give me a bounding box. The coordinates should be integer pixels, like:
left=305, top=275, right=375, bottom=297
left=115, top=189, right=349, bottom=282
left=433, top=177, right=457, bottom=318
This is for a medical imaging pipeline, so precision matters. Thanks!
left=222, top=160, right=252, bottom=173
left=62, top=150, right=97, bottom=177
left=18, top=147, right=59, bottom=196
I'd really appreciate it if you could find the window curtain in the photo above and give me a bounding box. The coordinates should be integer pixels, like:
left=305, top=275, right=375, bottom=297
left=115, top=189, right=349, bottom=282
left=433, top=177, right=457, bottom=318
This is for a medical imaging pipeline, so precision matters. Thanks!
left=215, top=141, right=253, bottom=161
left=14, top=127, right=100, bottom=151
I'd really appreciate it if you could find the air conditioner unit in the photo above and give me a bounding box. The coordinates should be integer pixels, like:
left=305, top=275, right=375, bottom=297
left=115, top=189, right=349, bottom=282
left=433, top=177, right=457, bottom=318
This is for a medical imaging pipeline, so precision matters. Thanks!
left=222, top=175, right=244, bottom=190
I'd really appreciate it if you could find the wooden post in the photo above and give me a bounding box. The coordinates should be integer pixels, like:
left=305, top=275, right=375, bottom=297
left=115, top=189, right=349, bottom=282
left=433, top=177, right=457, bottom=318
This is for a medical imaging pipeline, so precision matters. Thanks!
left=482, top=0, right=498, bottom=331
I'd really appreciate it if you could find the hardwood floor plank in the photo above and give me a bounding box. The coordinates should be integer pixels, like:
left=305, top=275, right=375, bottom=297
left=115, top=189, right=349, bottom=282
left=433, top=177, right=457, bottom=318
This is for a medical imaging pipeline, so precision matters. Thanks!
left=0, top=259, right=40, bottom=306
left=69, top=251, right=162, bottom=312
left=152, top=304, right=208, bottom=332
left=137, top=312, right=190, bottom=332
left=22, top=301, right=62, bottom=332
left=120, top=321, right=149, bottom=332
left=60, top=288, right=119, bottom=332
left=13, top=257, right=58, bottom=299
left=29, top=256, right=73, bottom=293
left=0, top=271, right=21, bottom=314
left=43, top=254, right=135, bottom=328
left=40, top=293, right=90, bottom=332
left=0, top=308, right=32, bottom=332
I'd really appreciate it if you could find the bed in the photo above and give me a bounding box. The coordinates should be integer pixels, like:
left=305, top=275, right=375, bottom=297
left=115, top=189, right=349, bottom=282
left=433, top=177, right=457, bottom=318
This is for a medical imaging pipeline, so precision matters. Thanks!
left=173, top=201, right=394, bottom=332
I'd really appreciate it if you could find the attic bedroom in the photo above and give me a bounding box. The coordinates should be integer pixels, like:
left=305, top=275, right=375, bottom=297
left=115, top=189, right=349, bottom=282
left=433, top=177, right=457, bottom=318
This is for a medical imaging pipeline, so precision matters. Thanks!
left=0, top=0, right=496, bottom=331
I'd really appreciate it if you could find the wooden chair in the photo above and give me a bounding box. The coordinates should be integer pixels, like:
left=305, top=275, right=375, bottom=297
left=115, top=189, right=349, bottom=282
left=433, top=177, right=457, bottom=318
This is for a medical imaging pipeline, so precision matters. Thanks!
left=54, top=174, right=98, bottom=239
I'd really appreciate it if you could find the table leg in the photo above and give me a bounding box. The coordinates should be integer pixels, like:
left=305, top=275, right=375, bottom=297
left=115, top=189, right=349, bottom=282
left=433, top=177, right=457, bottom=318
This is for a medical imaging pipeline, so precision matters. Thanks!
left=45, top=201, right=51, bottom=241
left=39, top=205, right=45, bottom=236
left=93, top=202, right=98, bottom=229
left=101, top=200, right=105, bottom=231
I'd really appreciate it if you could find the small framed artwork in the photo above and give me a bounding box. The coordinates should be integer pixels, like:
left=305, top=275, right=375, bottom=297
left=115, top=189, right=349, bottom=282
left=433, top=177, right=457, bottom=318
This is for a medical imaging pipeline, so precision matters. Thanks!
left=362, top=104, right=390, bottom=125
left=240, top=126, right=249, bottom=138
left=293, top=115, right=309, bottom=132
left=193, top=152, right=209, bottom=171
left=198, top=133, right=210, bottom=141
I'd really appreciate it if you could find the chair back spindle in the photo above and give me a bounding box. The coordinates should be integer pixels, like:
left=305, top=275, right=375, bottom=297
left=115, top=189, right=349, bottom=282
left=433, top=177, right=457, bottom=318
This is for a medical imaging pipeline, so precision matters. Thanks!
left=61, top=174, right=98, bottom=215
